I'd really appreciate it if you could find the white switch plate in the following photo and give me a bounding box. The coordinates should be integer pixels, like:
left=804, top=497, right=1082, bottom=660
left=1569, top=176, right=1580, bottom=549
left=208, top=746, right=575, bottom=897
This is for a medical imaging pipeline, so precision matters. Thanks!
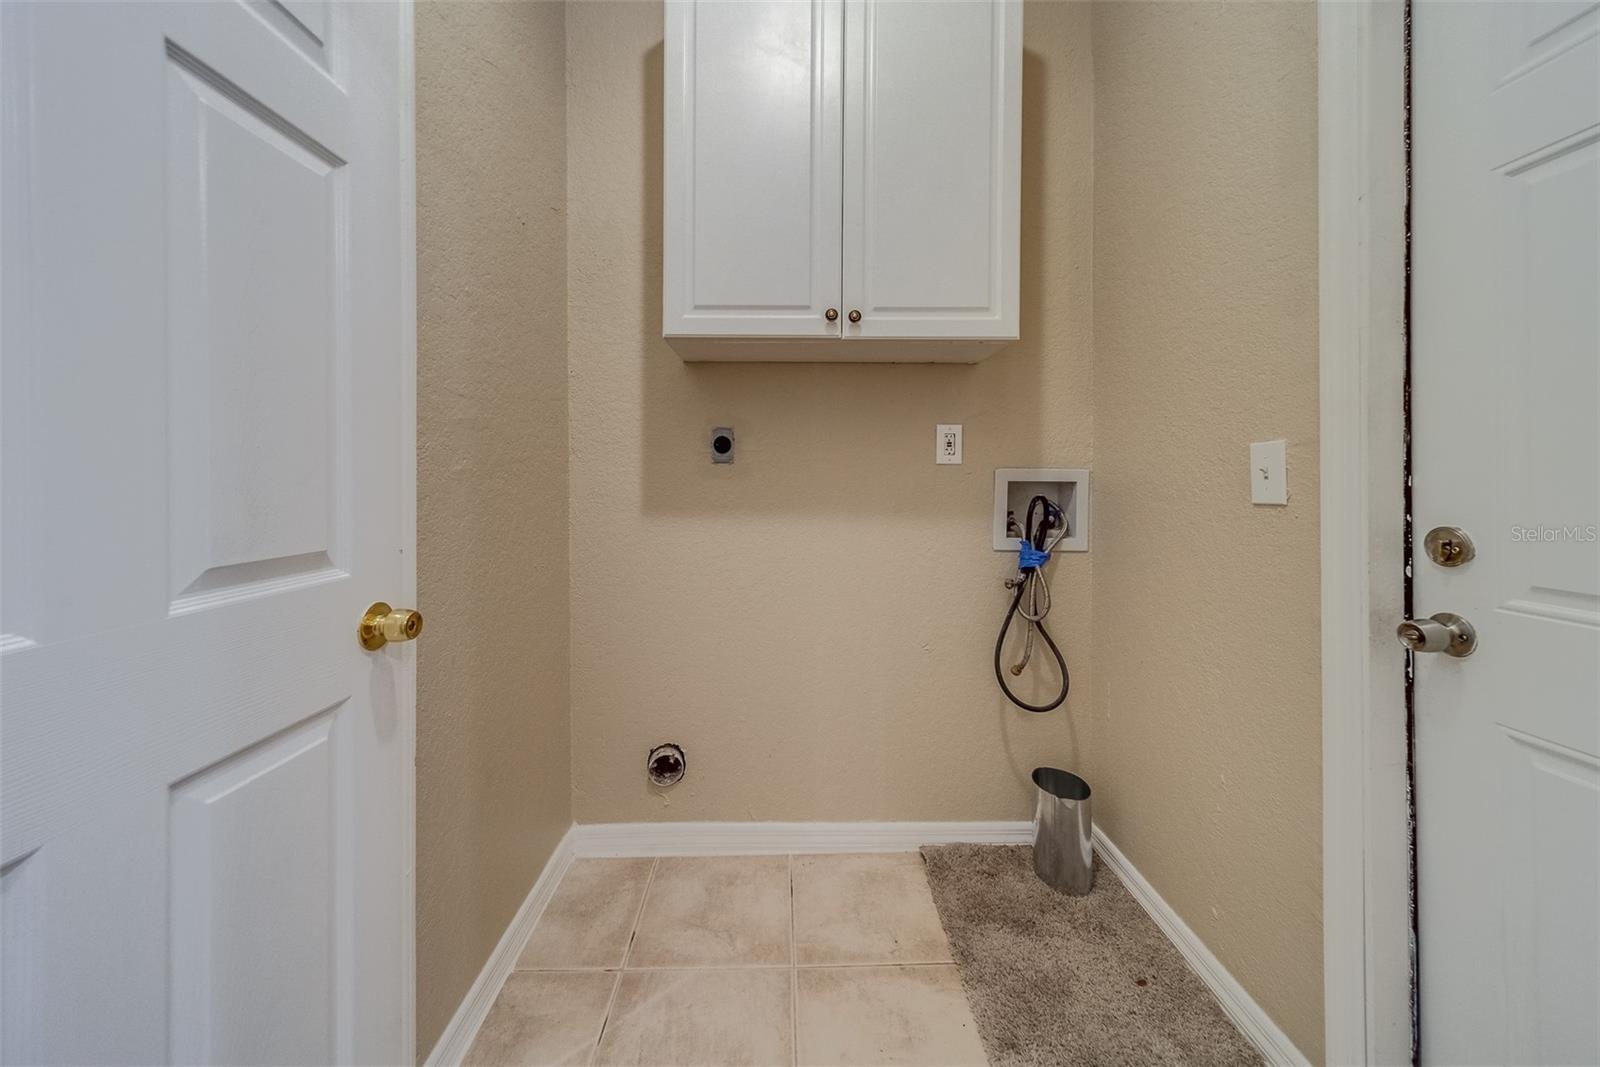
left=1250, top=440, right=1288, bottom=505
left=936, top=424, right=962, bottom=465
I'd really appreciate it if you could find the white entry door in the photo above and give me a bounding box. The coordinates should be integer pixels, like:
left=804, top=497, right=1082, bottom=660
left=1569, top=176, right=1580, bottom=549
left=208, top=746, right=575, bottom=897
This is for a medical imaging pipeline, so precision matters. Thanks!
left=0, top=2, right=414, bottom=1064
left=1411, top=2, right=1599, bottom=1063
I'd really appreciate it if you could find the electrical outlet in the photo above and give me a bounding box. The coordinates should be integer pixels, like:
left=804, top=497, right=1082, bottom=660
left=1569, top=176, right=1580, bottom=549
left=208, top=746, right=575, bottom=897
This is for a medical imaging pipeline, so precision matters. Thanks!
left=1250, top=440, right=1288, bottom=504
left=936, top=424, right=962, bottom=465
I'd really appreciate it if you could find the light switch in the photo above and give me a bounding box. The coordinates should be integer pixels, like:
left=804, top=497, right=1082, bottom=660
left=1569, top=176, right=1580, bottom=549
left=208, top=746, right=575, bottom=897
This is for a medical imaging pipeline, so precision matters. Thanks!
left=1250, top=440, right=1288, bottom=505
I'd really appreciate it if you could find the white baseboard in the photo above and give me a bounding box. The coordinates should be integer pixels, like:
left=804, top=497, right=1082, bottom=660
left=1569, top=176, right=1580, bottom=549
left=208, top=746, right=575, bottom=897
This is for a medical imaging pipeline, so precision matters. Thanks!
left=571, top=819, right=1034, bottom=857
left=1092, top=828, right=1311, bottom=1067
left=422, top=826, right=577, bottom=1067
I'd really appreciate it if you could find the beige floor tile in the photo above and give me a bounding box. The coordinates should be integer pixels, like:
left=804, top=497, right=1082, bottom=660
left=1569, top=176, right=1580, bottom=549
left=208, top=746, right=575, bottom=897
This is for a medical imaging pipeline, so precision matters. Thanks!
left=792, top=853, right=953, bottom=965
left=593, top=968, right=793, bottom=1066
left=517, top=858, right=655, bottom=970
left=625, top=856, right=791, bottom=967
left=465, top=970, right=618, bottom=1067
left=795, top=965, right=988, bottom=1067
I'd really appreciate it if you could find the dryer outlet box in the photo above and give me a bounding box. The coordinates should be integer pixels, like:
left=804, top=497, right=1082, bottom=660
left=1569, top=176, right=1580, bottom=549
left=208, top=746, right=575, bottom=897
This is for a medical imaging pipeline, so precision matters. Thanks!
left=993, top=468, right=1089, bottom=552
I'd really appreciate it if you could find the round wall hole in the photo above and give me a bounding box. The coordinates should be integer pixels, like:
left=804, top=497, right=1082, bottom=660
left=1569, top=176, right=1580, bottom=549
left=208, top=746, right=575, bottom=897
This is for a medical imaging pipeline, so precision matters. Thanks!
left=710, top=427, right=734, bottom=463
left=647, top=743, right=686, bottom=787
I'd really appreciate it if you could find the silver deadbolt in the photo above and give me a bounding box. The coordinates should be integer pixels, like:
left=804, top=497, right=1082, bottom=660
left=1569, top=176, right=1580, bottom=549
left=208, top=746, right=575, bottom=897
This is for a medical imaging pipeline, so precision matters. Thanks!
left=1424, top=526, right=1475, bottom=567
left=1396, top=612, right=1477, bottom=657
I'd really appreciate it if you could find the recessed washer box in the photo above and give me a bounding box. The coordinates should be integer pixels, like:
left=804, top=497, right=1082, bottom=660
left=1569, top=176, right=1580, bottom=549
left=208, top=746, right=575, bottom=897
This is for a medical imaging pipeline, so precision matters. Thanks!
left=993, top=468, right=1089, bottom=552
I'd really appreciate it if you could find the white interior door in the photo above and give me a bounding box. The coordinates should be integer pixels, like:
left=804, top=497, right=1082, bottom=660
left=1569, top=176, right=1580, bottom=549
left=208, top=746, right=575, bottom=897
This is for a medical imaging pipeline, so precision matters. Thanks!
left=663, top=0, right=844, bottom=339
left=0, top=2, right=414, bottom=1063
left=1411, top=2, right=1600, bottom=1063
left=840, top=0, right=1020, bottom=341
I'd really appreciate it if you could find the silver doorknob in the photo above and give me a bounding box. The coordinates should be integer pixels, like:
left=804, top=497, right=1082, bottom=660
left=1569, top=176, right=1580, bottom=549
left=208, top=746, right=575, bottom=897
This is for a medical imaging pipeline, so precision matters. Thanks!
left=1396, top=612, right=1477, bottom=658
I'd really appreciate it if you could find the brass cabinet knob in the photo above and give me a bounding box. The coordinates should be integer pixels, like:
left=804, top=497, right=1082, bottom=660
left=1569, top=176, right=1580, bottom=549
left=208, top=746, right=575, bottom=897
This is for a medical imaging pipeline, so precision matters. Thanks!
left=359, top=602, right=424, bottom=651
left=847, top=309, right=862, bottom=323
left=825, top=308, right=839, bottom=322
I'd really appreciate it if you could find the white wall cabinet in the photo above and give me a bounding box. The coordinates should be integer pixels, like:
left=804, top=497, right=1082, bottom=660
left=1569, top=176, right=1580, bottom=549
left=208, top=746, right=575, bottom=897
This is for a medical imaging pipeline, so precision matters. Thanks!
left=664, top=0, right=1021, bottom=362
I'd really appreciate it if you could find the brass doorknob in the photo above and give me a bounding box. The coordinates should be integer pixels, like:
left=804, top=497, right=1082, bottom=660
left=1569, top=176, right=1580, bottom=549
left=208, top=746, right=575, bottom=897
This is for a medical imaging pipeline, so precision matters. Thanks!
left=847, top=309, right=862, bottom=323
left=359, top=602, right=423, bottom=651
left=825, top=307, right=839, bottom=322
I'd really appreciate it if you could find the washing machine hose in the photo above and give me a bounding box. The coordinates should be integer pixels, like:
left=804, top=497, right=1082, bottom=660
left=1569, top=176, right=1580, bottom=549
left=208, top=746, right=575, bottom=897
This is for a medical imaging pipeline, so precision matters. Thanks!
left=994, top=495, right=1070, bottom=713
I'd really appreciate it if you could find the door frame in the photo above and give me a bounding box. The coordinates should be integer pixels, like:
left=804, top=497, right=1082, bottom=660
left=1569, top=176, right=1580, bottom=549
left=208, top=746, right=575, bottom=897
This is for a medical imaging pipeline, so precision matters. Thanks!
left=398, top=1, right=419, bottom=1061
left=1317, top=1, right=1412, bottom=1063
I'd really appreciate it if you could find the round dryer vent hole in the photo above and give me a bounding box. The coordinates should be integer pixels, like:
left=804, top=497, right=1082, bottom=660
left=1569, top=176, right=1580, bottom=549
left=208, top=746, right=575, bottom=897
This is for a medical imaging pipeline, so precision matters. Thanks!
left=647, top=743, right=686, bottom=787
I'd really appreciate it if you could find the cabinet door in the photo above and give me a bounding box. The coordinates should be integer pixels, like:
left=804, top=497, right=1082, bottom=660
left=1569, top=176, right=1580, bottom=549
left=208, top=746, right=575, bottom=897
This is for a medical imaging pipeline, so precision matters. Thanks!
left=664, top=0, right=844, bottom=338
left=841, top=0, right=1021, bottom=341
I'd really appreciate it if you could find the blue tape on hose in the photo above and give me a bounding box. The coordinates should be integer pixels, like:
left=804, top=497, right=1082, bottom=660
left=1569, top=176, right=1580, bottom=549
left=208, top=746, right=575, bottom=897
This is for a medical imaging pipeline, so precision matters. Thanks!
left=1018, top=540, right=1050, bottom=570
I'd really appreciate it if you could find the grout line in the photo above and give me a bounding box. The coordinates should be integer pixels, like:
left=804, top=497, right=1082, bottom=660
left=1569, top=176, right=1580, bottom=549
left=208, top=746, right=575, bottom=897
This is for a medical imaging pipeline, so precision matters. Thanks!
left=618, top=857, right=660, bottom=971
left=586, top=969, right=624, bottom=1067
left=588, top=858, right=658, bottom=1066
left=522, top=960, right=961, bottom=973
left=788, top=853, right=798, bottom=1067
left=516, top=967, right=623, bottom=974
left=797, top=961, right=960, bottom=970
left=519, top=965, right=618, bottom=974
left=595, top=964, right=795, bottom=973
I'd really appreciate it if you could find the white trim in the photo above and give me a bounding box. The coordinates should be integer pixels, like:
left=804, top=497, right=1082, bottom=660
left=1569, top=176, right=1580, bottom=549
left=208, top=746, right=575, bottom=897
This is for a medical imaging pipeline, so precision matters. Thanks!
left=1317, top=2, right=1412, bottom=1065
left=396, top=4, right=418, bottom=1064
left=1092, top=829, right=1311, bottom=1067
left=571, top=820, right=1034, bottom=857
left=421, top=828, right=578, bottom=1067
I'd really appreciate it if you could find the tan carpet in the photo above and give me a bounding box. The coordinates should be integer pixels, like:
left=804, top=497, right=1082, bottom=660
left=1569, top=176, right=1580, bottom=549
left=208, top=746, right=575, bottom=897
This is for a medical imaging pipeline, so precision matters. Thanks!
left=920, top=844, right=1263, bottom=1067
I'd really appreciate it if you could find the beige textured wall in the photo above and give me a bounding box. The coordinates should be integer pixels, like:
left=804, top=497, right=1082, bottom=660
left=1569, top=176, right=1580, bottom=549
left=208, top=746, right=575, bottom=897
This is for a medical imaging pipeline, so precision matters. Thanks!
left=415, top=0, right=1323, bottom=1056
left=566, top=0, right=1095, bottom=823
left=414, top=2, right=571, bottom=1058
left=1089, top=2, right=1323, bottom=1059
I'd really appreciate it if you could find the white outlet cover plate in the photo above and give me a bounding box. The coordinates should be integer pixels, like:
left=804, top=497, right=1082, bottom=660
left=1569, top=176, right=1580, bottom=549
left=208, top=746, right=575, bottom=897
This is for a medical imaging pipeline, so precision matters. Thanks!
left=1250, top=440, right=1288, bottom=505
left=936, top=424, right=962, bottom=464
left=993, top=468, right=1089, bottom=552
